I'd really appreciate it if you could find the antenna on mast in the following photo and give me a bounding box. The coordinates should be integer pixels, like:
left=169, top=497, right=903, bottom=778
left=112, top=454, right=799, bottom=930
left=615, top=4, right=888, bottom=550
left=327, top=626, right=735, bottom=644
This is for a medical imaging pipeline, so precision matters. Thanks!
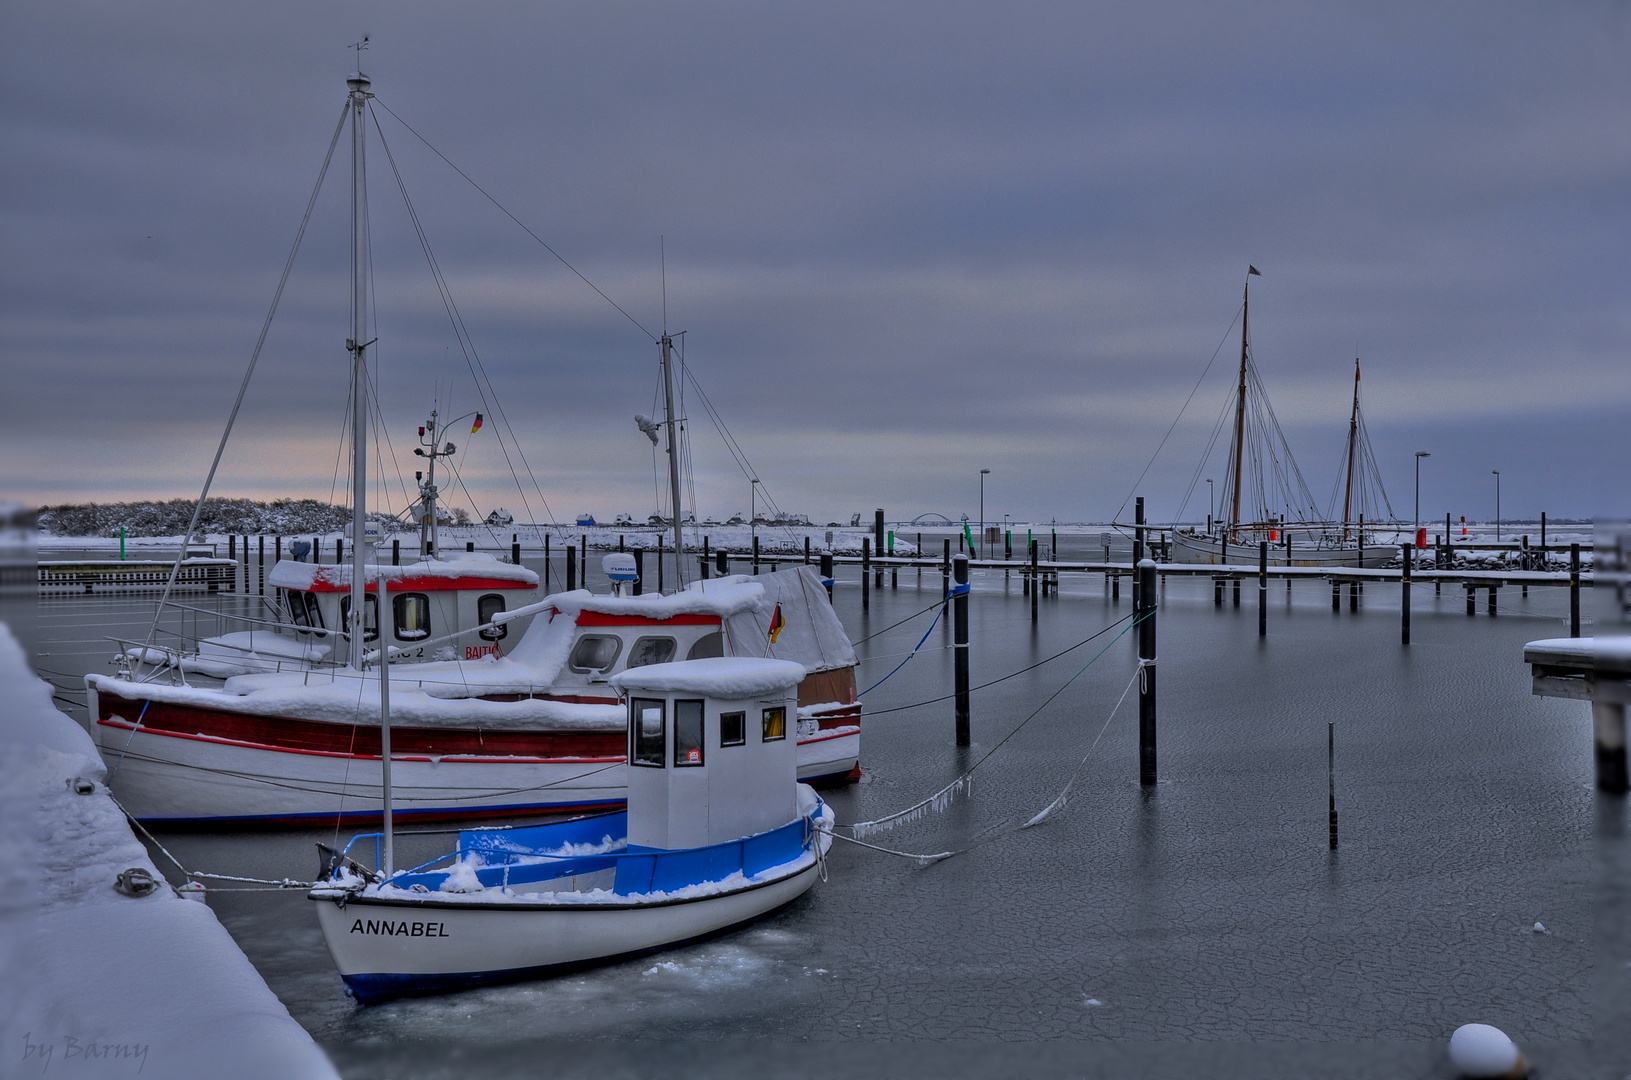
left=350, top=35, right=370, bottom=70
left=660, top=235, right=667, bottom=336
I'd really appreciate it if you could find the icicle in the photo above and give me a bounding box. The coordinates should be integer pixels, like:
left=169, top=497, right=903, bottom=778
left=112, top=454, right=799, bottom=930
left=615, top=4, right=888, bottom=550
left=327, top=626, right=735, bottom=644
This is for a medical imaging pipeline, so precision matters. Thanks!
left=849, top=773, right=973, bottom=839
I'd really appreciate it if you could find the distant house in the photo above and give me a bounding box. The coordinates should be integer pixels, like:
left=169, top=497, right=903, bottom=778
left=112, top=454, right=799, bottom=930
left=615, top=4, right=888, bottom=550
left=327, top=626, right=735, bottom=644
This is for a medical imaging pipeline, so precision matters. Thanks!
left=486, top=508, right=514, bottom=526
left=576, top=513, right=597, bottom=527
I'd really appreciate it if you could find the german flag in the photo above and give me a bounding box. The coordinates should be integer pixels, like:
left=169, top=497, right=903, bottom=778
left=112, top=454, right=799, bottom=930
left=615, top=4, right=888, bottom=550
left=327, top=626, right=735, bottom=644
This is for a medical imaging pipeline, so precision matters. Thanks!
left=768, top=603, right=785, bottom=644
left=471, top=413, right=483, bottom=434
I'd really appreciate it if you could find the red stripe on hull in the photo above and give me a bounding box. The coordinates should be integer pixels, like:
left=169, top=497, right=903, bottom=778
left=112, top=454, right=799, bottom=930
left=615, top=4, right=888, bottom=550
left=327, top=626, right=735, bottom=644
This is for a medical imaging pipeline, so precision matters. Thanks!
left=96, top=691, right=623, bottom=760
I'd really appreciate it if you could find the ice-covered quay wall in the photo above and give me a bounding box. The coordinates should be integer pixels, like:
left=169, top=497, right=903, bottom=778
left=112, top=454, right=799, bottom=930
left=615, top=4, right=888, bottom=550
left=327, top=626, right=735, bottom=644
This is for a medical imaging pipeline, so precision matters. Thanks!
left=0, top=625, right=336, bottom=1078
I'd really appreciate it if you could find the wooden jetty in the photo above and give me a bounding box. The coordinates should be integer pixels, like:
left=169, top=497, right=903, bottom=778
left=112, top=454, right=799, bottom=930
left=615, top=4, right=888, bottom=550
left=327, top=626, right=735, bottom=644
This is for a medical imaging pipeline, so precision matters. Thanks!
left=38, top=558, right=237, bottom=594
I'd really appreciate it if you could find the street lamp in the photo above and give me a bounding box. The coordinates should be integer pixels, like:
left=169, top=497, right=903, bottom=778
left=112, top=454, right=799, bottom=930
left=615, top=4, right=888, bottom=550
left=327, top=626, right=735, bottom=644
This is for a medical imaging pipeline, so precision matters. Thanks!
left=979, top=469, right=990, bottom=559
left=1414, top=452, right=1430, bottom=533
left=750, top=478, right=761, bottom=546
left=1492, top=470, right=1500, bottom=542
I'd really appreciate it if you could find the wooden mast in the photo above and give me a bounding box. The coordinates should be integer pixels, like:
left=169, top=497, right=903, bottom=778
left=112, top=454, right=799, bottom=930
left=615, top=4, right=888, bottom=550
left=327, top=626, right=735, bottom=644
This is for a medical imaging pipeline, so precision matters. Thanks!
left=1341, top=358, right=1360, bottom=545
left=1229, top=275, right=1250, bottom=543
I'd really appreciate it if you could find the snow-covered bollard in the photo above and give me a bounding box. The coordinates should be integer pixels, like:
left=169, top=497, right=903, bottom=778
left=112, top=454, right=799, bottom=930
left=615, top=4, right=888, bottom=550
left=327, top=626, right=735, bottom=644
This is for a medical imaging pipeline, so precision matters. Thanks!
left=1448, top=1023, right=1527, bottom=1078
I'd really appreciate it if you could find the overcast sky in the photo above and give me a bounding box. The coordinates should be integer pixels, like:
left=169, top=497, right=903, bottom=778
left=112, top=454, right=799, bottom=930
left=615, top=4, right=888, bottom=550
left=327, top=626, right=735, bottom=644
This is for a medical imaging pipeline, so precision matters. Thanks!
left=3, top=2, right=1625, bottom=527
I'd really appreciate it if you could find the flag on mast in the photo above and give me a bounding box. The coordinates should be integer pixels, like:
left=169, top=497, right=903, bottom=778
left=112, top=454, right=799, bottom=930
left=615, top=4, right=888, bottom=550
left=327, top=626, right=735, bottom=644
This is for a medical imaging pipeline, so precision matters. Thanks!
left=471, top=413, right=483, bottom=434
left=1247, top=265, right=1261, bottom=276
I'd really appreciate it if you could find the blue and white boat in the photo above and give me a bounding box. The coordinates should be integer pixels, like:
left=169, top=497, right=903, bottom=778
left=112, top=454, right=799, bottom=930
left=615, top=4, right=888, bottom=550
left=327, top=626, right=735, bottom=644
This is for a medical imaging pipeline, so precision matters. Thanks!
left=309, top=656, right=833, bottom=1003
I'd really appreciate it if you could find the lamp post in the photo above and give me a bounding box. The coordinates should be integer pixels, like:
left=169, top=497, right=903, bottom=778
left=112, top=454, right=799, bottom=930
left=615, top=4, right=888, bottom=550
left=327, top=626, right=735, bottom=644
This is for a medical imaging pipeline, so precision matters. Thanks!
left=1414, top=452, right=1430, bottom=532
left=979, top=469, right=990, bottom=558
left=1492, top=470, right=1500, bottom=542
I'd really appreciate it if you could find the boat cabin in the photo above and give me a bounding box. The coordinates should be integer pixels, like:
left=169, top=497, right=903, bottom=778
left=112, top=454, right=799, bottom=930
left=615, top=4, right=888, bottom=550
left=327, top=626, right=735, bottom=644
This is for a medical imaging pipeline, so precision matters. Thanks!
left=266, top=553, right=539, bottom=666
left=610, top=657, right=804, bottom=850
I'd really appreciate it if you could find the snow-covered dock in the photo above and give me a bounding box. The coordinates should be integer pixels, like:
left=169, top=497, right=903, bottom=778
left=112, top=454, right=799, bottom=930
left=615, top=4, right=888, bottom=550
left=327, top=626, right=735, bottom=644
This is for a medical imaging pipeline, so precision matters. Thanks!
left=0, top=625, right=337, bottom=1079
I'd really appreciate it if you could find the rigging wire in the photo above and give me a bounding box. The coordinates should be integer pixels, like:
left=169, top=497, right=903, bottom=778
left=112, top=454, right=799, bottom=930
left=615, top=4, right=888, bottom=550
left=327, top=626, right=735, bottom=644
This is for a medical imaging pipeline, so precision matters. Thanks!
left=371, top=97, right=655, bottom=342
left=367, top=105, right=558, bottom=551
left=133, top=100, right=351, bottom=682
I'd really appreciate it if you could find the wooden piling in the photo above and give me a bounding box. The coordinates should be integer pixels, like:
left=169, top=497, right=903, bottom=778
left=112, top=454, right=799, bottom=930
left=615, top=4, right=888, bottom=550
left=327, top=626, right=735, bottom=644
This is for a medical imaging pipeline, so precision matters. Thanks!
left=1138, top=559, right=1157, bottom=786
left=1348, top=582, right=1358, bottom=611
left=512, top=534, right=520, bottom=565
left=752, top=534, right=760, bottom=575
left=1258, top=541, right=1268, bottom=637
left=861, top=539, right=870, bottom=611
left=954, top=553, right=970, bottom=746
left=1328, top=722, right=1338, bottom=849
left=701, top=536, right=710, bottom=579
left=716, top=548, right=727, bottom=577
left=942, top=538, right=951, bottom=598
left=1570, top=543, right=1580, bottom=637
left=874, top=510, right=885, bottom=587
left=889, top=531, right=897, bottom=589
left=1030, top=539, right=1039, bottom=624
left=633, top=549, right=644, bottom=595
left=1597, top=702, right=1629, bottom=794
left=821, top=549, right=834, bottom=601
left=657, top=536, right=664, bottom=593
left=566, top=543, right=577, bottom=591
left=544, top=534, right=552, bottom=587
left=1488, top=585, right=1497, bottom=617
left=1331, top=579, right=1339, bottom=611
left=392, top=538, right=400, bottom=566
left=1232, top=577, right=1240, bottom=607
left=1465, top=583, right=1476, bottom=616
left=580, top=536, right=587, bottom=585
left=1401, top=544, right=1412, bottom=645
left=803, top=536, right=811, bottom=565
left=1215, top=578, right=1224, bottom=607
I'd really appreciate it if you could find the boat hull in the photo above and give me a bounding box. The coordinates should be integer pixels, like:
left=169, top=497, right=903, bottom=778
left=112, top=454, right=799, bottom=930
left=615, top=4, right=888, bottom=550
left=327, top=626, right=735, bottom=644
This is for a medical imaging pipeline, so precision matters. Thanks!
left=1167, top=531, right=1395, bottom=568
left=311, top=855, right=823, bottom=1003
left=89, top=685, right=859, bottom=824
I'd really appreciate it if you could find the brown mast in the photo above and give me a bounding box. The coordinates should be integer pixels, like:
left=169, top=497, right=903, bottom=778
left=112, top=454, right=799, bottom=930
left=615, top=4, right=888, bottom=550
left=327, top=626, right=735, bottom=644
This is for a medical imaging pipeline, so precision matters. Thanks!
left=1340, top=358, right=1360, bottom=544
left=1229, top=273, right=1251, bottom=542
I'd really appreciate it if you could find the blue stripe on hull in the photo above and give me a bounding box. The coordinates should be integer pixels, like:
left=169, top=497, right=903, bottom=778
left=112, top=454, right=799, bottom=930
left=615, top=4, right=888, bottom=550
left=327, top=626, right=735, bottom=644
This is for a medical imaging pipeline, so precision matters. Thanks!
left=340, top=896, right=806, bottom=1005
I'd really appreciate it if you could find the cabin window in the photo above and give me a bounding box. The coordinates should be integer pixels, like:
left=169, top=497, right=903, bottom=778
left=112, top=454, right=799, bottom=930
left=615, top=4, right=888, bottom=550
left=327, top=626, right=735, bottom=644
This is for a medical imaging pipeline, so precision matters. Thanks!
left=630, top=697, right=665, bottom=768
left=477, top=594, right=507, bottom=641
left=686, top=631, right=724, bottom=660
left=761, top=705, right=787, bottom=742
left=569, top=635, right=622, bottom=674
left=285, top=590, right=323, bottom=635
left=340, top=594, right=379, bottom=642
left=674, top=699, right=704, bottom=767
left=719, top=711, right=746, bottom=747
left=394, top=593, right=431, bottom=641
left=626, top=636, right=676, bottom=668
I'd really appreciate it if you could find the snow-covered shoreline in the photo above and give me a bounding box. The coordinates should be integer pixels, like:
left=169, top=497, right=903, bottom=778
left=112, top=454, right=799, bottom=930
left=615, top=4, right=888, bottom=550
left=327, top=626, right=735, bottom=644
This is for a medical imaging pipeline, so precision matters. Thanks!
left=0, top=624, right=337, bottom=1079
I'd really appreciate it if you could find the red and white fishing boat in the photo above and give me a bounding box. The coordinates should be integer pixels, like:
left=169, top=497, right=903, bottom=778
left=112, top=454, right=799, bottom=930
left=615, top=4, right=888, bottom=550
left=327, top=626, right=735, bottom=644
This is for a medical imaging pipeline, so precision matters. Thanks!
left=86, top=565, right=860, bottom=825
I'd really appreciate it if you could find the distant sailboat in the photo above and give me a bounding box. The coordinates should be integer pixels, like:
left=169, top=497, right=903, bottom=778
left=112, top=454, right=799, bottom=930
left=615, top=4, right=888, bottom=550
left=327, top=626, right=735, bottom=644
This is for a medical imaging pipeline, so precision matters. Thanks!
left=1170, top=270, right=1398, bottom=567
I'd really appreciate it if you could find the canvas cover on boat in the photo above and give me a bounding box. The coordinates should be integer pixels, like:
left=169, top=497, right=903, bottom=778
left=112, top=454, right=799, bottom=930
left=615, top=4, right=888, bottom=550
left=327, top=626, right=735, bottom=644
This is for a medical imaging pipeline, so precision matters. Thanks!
left=717, top=566, right=857, bottom=675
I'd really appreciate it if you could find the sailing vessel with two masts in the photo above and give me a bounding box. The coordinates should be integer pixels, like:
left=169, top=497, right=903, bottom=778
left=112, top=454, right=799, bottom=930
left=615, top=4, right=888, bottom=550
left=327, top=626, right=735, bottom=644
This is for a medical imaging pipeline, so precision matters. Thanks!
left=1170, top=269, right=1399, bottom=567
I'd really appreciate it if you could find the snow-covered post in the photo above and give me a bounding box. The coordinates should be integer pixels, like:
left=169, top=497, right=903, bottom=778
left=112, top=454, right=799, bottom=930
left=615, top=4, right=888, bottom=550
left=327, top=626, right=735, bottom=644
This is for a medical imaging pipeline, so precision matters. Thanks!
left=717, top=547, right=727, bottom=577
left=1138, top=558, right=1157, bottom=786
left=512, top=534, right=520, bottom=565
left=874, top=509, right=885, bottom=587
left=752, top=534, right=760, bottom=575
left=820, top=549, right=833, bottom=601
left=633, top=548, right=644, bottom=596
left=954, top=553, right=970, bottom=746
left=566, top=542, right=577, bottom=591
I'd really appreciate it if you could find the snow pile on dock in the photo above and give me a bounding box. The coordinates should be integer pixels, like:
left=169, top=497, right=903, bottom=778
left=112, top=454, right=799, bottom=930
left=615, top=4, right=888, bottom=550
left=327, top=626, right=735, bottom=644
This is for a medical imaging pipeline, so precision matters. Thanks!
left=0, top=625, right=337, bottom=1079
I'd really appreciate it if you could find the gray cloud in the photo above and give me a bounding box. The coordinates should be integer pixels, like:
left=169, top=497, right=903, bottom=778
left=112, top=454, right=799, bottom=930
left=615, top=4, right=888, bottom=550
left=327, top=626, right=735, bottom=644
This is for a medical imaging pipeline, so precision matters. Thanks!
left=3, top=1, right=1625, bottom=526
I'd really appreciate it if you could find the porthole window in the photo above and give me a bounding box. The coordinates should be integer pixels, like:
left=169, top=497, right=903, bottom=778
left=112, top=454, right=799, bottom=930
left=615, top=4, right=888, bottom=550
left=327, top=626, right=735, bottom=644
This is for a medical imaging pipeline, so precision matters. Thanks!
left=674, top=699, right=704, bottom=766
left=393, top=593, right=431, bottom=641
left=340, top=594, right=379, bottom=642
left=477, top=594, right=507, bottom=641
left=719, top=711, right=746, bottom=747
left=630, top=697, right=665, bottom=768
left=626, top=636, right=677, bottom=668
left=761, top=705, right=787, bottom=742
left=686, top=631, right=724, bottom=660
left=569, top=635, right=622, bottom=674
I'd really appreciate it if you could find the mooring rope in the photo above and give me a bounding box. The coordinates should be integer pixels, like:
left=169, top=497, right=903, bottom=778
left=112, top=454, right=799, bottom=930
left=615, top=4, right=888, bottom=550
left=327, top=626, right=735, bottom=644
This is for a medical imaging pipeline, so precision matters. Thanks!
left=847, top=611, right=1148, bottom=839
left=857, top=602, right=946, bottom=696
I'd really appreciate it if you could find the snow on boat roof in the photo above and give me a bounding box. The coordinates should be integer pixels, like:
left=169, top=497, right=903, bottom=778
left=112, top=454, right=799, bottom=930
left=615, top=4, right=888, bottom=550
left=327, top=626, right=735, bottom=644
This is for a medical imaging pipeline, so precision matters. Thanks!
left=541, top=578, right=766, bottom=620
left=610, top=657, right=805, bottom=698
left=268, top=553, right=538, bottom=592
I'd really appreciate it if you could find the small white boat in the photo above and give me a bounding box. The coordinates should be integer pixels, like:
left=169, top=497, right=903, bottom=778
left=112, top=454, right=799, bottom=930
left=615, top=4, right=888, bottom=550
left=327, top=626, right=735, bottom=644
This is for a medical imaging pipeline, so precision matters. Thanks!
left=310, top=657, right=832, bottom=1002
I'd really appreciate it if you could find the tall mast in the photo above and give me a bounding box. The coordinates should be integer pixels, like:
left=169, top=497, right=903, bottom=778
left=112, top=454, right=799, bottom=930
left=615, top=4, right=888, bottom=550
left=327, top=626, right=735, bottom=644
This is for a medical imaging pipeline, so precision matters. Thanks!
left=346, top=68, right=373, bottom=670
left=1341, top=358, right=1360, bottom=545
left=660, top=334, right=686, bottom=591
left=1229, top=275, right=1249, bottom=541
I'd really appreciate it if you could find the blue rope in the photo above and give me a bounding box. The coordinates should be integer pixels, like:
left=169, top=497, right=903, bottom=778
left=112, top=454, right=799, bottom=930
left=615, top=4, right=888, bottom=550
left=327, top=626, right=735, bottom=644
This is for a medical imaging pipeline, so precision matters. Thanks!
left=858, top=601, right=946, bottom=697
left=106, top=699, right=151, bottom=782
